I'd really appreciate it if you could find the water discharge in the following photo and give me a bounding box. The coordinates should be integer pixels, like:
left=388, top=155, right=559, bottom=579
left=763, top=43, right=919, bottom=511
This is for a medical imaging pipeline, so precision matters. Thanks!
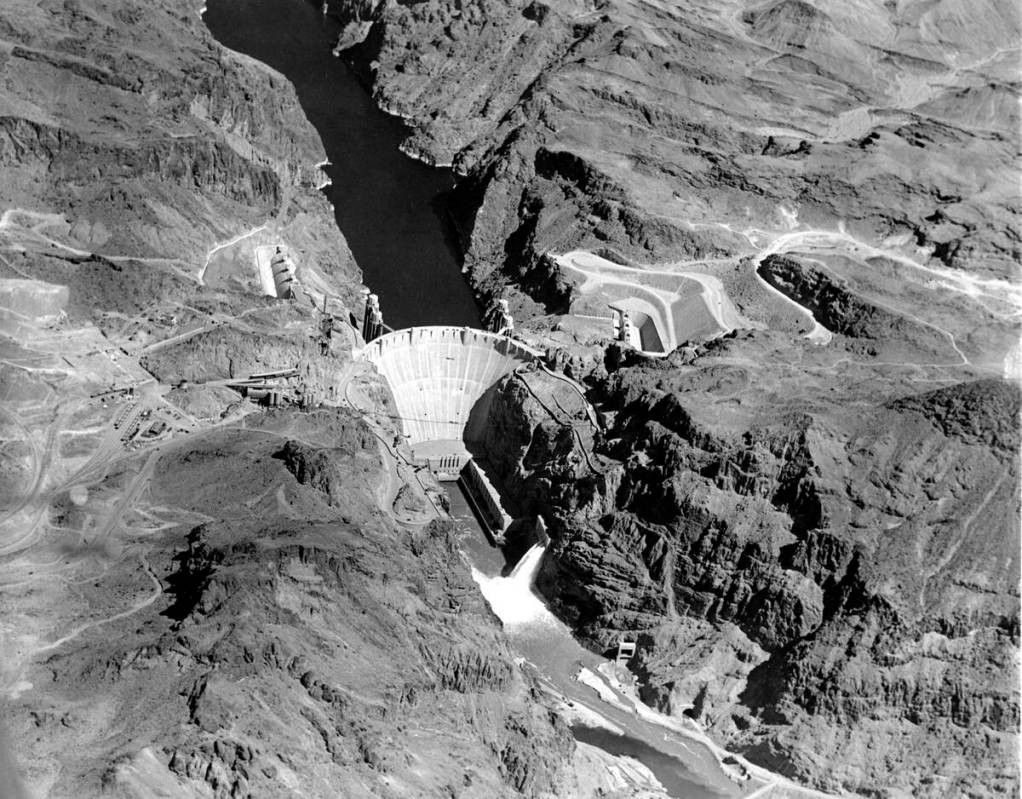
left=472, top=543, right=562, bottom=629
left=204, top=3, right=759, bottom=795
left=465, top=532, right=742, bottom=799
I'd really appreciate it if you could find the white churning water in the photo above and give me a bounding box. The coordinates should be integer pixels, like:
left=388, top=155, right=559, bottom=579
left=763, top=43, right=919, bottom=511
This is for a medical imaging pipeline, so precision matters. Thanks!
left=472, top=544, right=566, bottom=630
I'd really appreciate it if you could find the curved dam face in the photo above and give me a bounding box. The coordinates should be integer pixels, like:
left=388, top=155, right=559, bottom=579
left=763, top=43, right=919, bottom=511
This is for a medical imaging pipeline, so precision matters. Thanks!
left=360, top=326, right=536, bottom=452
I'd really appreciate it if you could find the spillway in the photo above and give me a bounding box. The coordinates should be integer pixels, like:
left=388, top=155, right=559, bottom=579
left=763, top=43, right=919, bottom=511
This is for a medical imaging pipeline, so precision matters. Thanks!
left=360, top=326, right=537, bottom=452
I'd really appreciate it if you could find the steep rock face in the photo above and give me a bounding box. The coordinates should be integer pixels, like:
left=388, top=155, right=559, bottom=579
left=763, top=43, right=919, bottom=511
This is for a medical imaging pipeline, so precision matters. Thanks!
left=0, top=2, right=594, bottom=796
left=888, top=378, right=1021, bottom=453
left=141, top=318, right=350, bottom=397
left=477, top=333, right=1019, bottom=796
left=757, top=254, right=959, bottom=361
left=0, top=0, right=360, bottom=304
left=274, top=430, right=383, bottom=506
left=318, top=5, right=1020, bottom=791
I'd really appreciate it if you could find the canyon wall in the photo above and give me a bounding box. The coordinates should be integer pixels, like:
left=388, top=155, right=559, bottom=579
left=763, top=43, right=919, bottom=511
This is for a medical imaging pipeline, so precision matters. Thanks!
left=0, top=0, right=361, bottom=308
left=0, top=2, right=594, bottom=796
left=2, top=0, right=1016, bottom=796
left=323, top=6, right=1021, bottom=792
left=330, top=0, right=1019, bottom=316
left=473, top=335, right=1019, bottom=796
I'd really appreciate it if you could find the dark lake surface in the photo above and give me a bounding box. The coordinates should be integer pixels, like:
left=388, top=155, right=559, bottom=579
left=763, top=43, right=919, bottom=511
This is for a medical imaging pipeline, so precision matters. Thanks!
left=204, top=0, right=481, bottom=329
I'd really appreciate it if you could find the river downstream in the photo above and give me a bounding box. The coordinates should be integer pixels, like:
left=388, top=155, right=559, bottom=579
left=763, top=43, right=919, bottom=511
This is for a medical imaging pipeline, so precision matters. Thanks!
left=203, top=0, right=479, bottom=330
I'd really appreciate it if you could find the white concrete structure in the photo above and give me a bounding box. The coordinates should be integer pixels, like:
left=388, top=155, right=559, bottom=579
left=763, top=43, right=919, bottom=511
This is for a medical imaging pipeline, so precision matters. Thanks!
left=270, top=249, right=296, bottom=299
left=459, top=458, right=513, bottom=542
left=554, top=250, right=749, bottom=355
left=360, top=326, right=537, bottom=449
left=255, top=244, right=297, bottom=299
left=611, top=298, right=664, bottom=352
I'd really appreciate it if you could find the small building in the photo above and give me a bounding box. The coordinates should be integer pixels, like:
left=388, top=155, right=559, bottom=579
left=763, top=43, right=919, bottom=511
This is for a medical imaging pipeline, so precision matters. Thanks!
left=616, top=640, right=636, bottom=665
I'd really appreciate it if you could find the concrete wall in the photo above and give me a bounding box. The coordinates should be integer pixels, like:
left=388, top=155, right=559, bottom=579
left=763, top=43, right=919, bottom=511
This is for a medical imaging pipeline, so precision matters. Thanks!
left=610, top=294, right=668, bottom=353
left=254, top=245, right=278, bottom=297
left=458, top=458, right=512, bottom=542
left=360, top=326, right=536, bottom=446
left=422, top=451, right=467, bottom=481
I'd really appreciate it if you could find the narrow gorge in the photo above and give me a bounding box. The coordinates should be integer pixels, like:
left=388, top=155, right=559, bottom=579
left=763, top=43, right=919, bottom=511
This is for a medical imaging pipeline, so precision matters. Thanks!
left=0, top=0, right=1016, bottom=798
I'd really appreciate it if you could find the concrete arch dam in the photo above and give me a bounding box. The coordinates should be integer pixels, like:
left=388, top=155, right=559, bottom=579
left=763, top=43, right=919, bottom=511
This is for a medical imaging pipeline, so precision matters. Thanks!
left=360, top=326, right=537, bottom=456
left=360, top=326, right=539, bottom=542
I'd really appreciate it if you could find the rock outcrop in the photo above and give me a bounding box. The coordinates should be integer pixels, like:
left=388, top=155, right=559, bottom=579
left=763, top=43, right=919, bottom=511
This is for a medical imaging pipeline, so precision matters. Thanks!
left=475, top=333, right=1020, bottom=796
left=0, top=2, right=590, bottom=796
left=318, top=7, right=1022, bottom=789
left=0, top=0, right=361, bottom=307
left=757, top=254, right=959, bottom=361
left=3, top=0, right=1018, bottom=797
left=13, top=410, right=576, bottom=797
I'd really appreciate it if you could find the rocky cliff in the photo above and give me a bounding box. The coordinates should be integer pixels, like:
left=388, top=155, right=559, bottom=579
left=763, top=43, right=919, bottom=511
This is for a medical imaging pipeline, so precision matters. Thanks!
left=0, top=1, right=607, bottom=797
left=3, top=0, right=1018, bottom=796
left=0, top=0, right=361, bottom=307
left=320, top=4, right=1021, bottom=791
left=756, top=254, right=962, bottom=362
left=474, top=334, right=1019, bottom=796
left=12, top=409, right=578, bottom=797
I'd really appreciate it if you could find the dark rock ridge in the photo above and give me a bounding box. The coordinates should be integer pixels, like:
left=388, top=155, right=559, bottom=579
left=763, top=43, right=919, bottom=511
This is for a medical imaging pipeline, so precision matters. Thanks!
left=318, top=6, right=1021, bottom=789
left=757, top=253, right=959, bottom=362
left=0, top=1, right=587, bottom=796
left=887, top=378, right=1021, bottom=455
left=473, top=333, right=1020, bottom=796
left=0, top=0, right=360, bottom=302
left=4, top=1, right=1017, bottom=797
left=0, top=116, right=282, bottom=209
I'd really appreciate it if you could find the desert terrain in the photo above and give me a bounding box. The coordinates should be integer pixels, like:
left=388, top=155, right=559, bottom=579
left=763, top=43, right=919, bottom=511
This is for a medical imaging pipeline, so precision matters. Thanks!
left=0, top=0, right=1018, bottom=797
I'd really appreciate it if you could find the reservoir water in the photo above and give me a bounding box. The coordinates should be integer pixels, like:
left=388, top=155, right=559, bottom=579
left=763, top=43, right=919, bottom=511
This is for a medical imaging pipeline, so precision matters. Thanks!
left=203, top=0, right=480, bottom=330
